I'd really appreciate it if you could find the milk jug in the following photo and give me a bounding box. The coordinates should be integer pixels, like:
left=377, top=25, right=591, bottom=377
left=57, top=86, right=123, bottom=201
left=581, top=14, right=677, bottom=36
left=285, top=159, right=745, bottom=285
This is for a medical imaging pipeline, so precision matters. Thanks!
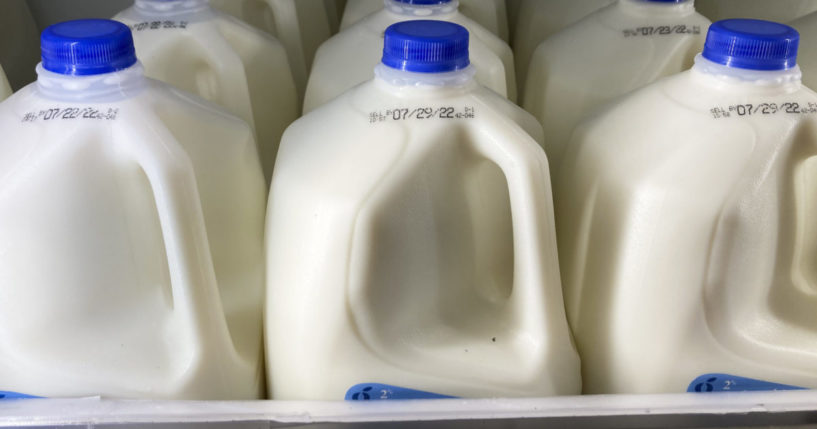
left=304, top=0, right=516, bottom=113
left=114, top=0, right=299, bottom=184
left=511, top=0, right=614, bottom=92
left=209, top=0, right=334, bottom=95
left=0, top=65, right=10, bottom=100
left=0, top=19, right=266, bottom=399
left=340, top=0, right=510, bottom=42
left=266, top=20, right=580, bottom=400
left=523, top=0, right=709, bottom=177
left=558, top=19, right=817, bottom=394
left=696, top=0, right=817, bottom=23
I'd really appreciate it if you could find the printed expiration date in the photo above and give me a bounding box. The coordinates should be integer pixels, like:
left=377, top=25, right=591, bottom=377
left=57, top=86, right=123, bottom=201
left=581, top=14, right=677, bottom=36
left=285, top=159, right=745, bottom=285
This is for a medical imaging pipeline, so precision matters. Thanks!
left=22, top=107, right=119, bottom=123
left=130, top=20, right=189, bottom=31
left=710, top=102, right=817, bottom=119
left=623, top=25, right=701, bottom=37
left=369, top=106, right=475, bottom=123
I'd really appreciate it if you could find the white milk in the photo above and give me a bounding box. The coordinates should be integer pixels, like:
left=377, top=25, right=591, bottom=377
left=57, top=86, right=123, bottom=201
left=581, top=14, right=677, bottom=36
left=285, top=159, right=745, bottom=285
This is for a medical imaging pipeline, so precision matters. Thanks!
left=558, top=19, right=817, bottom=394
left=0, top=19, right=266, bottom=399
left=267, top=20, right=580, bottom=400
left=304, top=0, right=516, bottom=113
left=524, top=0, right=709, bottom=178
left=696, top=0, right=817, bottom=23
left=115, top=0, right=299, bottom=184
left=340, top=0, right=510, bottom=42
left=209, top=0, right=334, bottom=96
left=0, top=65, right=10, bottom=100
left=512, top=0, right=614, bottom=94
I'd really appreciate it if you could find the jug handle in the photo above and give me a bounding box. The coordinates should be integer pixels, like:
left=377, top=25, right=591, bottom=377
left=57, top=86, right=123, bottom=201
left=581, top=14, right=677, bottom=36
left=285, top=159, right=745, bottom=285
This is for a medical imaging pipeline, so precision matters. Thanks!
left=466, top=109, right=564, bottom=339
left=116, top=109, right=236, bottom=356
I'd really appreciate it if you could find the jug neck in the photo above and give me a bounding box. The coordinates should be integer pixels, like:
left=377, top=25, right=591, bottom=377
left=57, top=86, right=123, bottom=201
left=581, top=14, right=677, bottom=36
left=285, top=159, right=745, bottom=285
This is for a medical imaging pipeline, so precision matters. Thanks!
left=691, top=54, right=802, bottom=94
left=374, top=63, right=477, bottom=96
left=383, top=0, right=459, bottom=18
left=36, top=62, right=147, bottom=102
left=134, top=0, right=211, bottom=16
left=617, top=0, right=696, bottom=17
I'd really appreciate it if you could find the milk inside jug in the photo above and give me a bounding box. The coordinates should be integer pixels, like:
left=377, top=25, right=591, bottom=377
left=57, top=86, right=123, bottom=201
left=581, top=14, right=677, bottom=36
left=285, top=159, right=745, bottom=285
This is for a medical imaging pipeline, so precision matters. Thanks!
left=267, top=20, right=580, bottom=400
left=512, top=0, right=614, bottom=94
left=340, top=0, right=510, bottom=42
left=209, top=0, right=333, bottom=96
left=523, top=0, right=709, bottom=178
left=304, top=0, right=516, bottom=113
left=114, top=0, right=299, bottom=184
left=0, top=19, right=266, bottom=399
left=696, top=0, right=817, bottom=23
left=558, top=19, right=817, bottom=394
left=0, top=65, right=10, bottom=100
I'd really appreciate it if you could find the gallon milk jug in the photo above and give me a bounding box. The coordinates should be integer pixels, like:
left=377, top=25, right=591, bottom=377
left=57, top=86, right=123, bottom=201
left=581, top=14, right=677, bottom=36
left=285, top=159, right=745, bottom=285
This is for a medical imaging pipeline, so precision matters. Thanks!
left=511, top=0, right=614, bottom=93
left=267, top=20, right=580, bottom=400
left=558, top=19, right=817, bottom=394
left=340, top=0, right=510, bottom=42
left=0, top=65, right=10, bottom=100
left=696, top=0, right=817, bottom=24
left=523, top=0, right=709, bottom=178
left=304, top=0, right=516, bottom=113
left=209, top=0, right=333, bottom=96
left=0, top=19, right=266, bottom=399
left=114, top=0, right=299, bottom=184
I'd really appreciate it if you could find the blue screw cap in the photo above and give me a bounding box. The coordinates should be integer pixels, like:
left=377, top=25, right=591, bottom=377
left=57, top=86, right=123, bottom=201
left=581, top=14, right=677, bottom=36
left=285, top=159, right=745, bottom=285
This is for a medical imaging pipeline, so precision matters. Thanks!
left=381, top=20, right=470, bottom=73
left=702, top=19, right=799, bottom=71
left=41, top=19, right=137, bottom=76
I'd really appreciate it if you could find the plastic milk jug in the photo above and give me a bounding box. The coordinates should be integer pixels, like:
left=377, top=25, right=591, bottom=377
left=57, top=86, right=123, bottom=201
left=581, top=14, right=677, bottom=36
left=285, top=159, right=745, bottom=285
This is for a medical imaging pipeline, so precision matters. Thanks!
left=511, top=0, right=614, bottom=93
left=114, top=0, right=299, bottom=184
left=0, top=19, right=266, bottom=399
left=304, top=0, right=516, bottom=113
left=523, top=0, right=709, bottom=178
left=0, top=65, right=10, bottom=100
left=791, top=11, right=817, bottom=90
left=209, top=0, right=334, bottom=96
left=340, top=0, right=510, bottom=42
left=266, top=20, right=580, bottom=400
left=696, top=0, right=817, bottom=24
left=558, top=19, right=817, bottom=394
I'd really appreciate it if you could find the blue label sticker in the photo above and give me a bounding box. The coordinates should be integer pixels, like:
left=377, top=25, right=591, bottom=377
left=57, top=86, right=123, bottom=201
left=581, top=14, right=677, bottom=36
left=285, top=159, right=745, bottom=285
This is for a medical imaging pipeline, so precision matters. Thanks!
left=0, top=391, right=41, bottom=399
left=345, top=383, right=457, bottom=400
left=688, top=373, right=807, bottom=393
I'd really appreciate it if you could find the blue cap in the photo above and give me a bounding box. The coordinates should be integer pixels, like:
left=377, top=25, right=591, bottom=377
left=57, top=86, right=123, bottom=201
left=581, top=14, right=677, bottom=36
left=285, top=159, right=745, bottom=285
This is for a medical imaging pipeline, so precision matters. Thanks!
left=392, top=0, right=451, bottom=4
left=702, top=19, right=799, bottom=71
left=41, top=19, right=137, bottom=76
left=381, top=20, right=469, bottom=73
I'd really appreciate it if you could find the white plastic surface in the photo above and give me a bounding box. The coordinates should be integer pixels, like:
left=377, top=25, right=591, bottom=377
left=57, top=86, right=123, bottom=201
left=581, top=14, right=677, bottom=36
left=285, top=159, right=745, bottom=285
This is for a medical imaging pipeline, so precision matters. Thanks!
left=304, top=0, right=516, bottom=112
left=209, top=0, right=334, bottom=97
left=340, top=0, right=509, bottom=42
left=0, top=64, right=266, bottom=399
left=114, top=1, right=300, bottom=183
left=0, top=391, right=815, bottom=426
left=696, top=0, right=817, bottom=23
left=512, top=0, right=614, bottom=94
left=523, top=0, right=709, bottom=176
left=558, top=55, right=817, bottom=394
left=0, top=64, right=10, bottom=100
left=267, top=65, right=579, bottom=400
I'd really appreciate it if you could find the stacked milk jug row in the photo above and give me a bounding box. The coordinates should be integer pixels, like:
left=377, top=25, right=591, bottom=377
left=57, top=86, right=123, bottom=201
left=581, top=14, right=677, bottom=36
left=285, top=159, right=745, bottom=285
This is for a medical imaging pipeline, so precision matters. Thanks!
left=0, top=0, right=815, bottom=401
